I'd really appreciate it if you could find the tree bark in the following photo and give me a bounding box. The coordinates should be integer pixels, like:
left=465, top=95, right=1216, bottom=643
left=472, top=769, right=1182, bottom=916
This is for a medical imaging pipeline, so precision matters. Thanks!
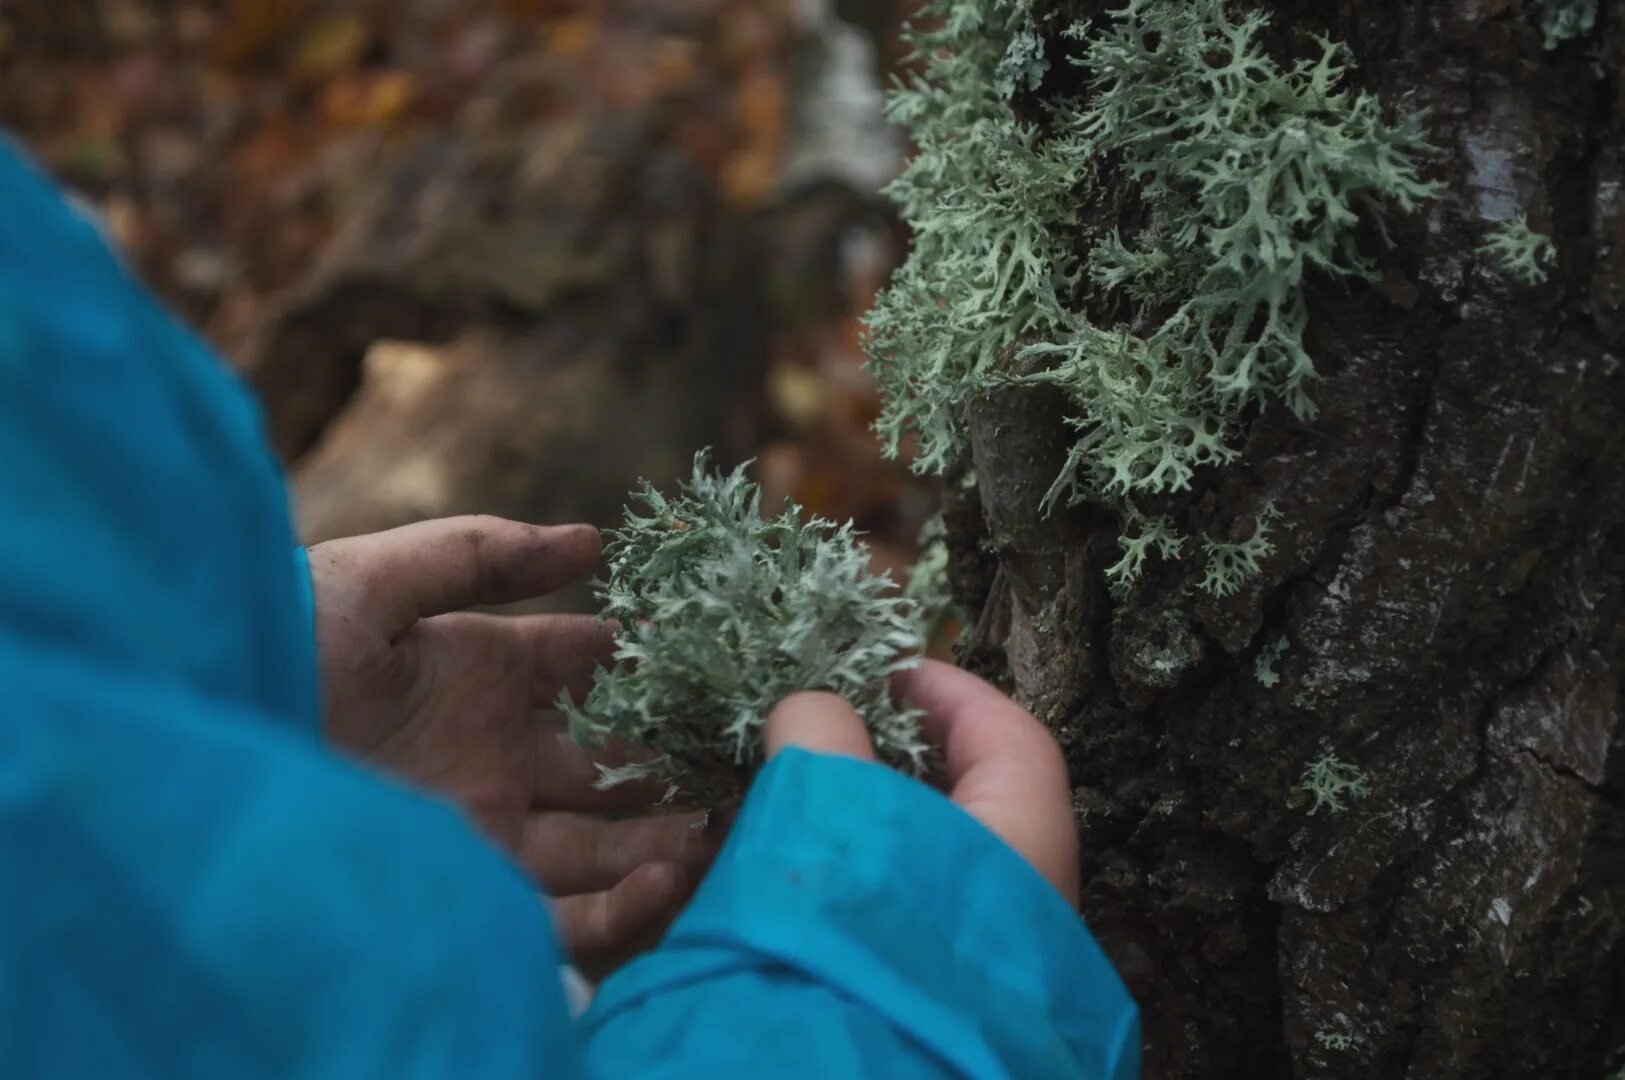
left=955, top=2, right=1625, bottom=1075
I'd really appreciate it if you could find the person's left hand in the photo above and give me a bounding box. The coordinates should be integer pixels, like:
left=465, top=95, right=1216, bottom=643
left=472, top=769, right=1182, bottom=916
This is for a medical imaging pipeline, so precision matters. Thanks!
left=307, top=516, right=719, bottom=977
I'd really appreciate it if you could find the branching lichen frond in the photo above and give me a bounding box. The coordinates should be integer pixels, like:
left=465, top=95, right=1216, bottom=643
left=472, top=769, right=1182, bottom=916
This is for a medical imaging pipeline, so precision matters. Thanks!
left=1200, top=504, right=1279, bottom=598
left=903, top=513, right=963, bottom=642
left=561, top=451, right=927, bottom=801
left=1300, top=754, right=1370, bottom=815
left=1480, top=214, right=1557, bottom=285
left=1540, top=0, right=1598, bottom=49
left=866, top=0, right=1437, bottom=599
left=864, top=0, right=1089, bottom=474
left=1102, top=510, right=1185, bottom=598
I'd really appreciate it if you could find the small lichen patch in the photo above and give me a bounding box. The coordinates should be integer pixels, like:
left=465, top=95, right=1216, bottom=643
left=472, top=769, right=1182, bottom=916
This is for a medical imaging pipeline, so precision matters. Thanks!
left=1540, top=0, right=1598, bottom=49
left=1255, top=636, right=1290, bottom=687
left=903, top=512, right=962, bottom=643
left=1300, top=754, right=1371, bottom=815
left=1480, top=214, right=1557, bottom=285
left=1201, top=505, right=1280, bottom=598
left=1105, top=512, right=1185, bottom=598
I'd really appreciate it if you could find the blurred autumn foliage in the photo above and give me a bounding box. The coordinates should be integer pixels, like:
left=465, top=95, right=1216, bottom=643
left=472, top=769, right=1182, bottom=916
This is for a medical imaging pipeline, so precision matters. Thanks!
left=0, top=0, right=935, bottom=590
left=2, top=0, right=799, bottom=330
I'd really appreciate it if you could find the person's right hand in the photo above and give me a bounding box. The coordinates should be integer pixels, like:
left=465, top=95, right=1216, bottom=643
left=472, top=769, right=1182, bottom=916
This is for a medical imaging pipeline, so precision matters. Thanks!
left=765, top=660, right=1079, bottom=906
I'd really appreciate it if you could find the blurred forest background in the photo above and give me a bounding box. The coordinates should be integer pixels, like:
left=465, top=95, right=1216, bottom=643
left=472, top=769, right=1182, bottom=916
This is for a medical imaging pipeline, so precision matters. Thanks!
left=0, top=0, right=933, bottom=609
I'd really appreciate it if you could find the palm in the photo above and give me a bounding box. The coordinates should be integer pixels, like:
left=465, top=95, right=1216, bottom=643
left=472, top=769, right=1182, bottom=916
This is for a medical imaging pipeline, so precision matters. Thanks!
left=309, top=517, right=718, bottom=977
left=333, top=613, right=540, bottom=843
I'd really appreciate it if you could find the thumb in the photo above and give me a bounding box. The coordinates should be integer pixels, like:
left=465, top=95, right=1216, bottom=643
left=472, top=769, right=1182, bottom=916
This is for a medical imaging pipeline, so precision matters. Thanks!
left=764, top=692, right=877, bottom=762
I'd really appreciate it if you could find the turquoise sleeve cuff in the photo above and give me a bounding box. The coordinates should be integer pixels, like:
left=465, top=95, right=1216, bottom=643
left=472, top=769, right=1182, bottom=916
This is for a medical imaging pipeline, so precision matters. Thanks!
left=292, top=545, right=320, bottom=737
left=293, top=546, right=315, bottom=637
left=586, top=749, right=1140, bottom=1079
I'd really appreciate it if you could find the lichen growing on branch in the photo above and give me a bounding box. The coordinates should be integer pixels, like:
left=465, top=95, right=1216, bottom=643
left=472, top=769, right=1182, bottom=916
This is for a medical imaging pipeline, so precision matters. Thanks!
left=1052, top=0, right=1437, bottom=456
left=866, top=0, right=1437, bottom=595
left=1539, top=0, right=1598, bottom=49
left=864, top=0, right=1091, bottom=475
left=1104, top=511, right=1186, bottom=598
left=903, top=513, right=963, bottom=642
left=560, top=451, right=928, bottom=801
left=1201, top=504, right=1280, bottom=598
left=1254, top=636, right=1289, bottom=687
left=1299, top=754, right=1371, bottom=815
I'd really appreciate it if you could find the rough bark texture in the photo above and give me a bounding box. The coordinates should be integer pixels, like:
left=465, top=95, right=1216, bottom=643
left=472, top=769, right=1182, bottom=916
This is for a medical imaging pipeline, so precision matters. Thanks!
left=953, top=2, right=1625, bottom=1075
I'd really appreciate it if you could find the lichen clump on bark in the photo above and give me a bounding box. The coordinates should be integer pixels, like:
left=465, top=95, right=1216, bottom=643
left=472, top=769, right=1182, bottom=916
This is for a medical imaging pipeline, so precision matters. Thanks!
left=865, top=0, right=1438, bottom=597
left=560, top=451, right=928, bottom=800
left=1481, top=213, right=1558, bottom=285
left=1539, top=0, right=1598, bottom=49
left=902, top=513, right=962, bottom=643
left=1299, top=754, right=1370, bottom=815
left=864, top=0, right=1086, bottom=477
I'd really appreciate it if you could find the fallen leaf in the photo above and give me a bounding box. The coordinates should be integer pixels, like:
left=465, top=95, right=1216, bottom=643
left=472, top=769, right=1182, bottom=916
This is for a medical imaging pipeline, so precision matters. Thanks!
left=542, top=15, right=597, bottom=60
left=322, top=71, right=417, bottom=129
left=723, top=146, right=779, bottom=204
left=768, top=363, right=829, bottom=427
left=294, top=14, right=370, bottom=82
left=362, top=71, right=417, bottom=126
left=216, top=0, right=312, bottom=66
left=232, top=114, right=308, bottom=182
left=652, top=37, right=699, bottom=94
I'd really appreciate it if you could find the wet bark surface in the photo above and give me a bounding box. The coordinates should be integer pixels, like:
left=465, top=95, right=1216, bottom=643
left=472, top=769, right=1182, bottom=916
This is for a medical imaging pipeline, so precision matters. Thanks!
left=955, top=2, right=1625, bottom=1075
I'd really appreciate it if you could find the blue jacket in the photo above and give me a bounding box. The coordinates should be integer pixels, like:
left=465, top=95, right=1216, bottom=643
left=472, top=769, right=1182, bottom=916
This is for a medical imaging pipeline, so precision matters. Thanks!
left=0, top=139, right=1138, bottom=1078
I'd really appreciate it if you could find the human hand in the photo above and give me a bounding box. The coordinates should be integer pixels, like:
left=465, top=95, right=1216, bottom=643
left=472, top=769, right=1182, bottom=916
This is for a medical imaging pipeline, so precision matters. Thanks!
left=765, top=660, right=1078, bottom=905
left=308, top=516, right=721, bottom=976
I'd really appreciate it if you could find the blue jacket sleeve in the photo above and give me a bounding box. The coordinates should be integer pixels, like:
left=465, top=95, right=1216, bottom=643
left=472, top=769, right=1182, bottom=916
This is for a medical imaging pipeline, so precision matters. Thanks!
left=0, top=137, right=585, bottom=1077
left=583, top=749, right=1140, bottom=1079
left=0, top=630, right=581, bottom=1079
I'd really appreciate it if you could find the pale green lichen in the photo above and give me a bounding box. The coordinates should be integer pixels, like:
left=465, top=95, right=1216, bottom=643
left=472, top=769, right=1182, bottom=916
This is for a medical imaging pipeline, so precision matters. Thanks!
left=1254, top=636, right=1289, bottom=687
left=1021, top=325, right=1234, bottom=509
left=995, top=16, right=1050, bottom=100
left=1104, top=511, right=1185, bottom=598
left=1315, top=1031, right=1356, bottom=1052
left=1058, top=1, right=1438, bottom=427
left=1201, top=504, right=1279, bottom=598
left=1540, top=0, right=1598, bottom=49
left=1480, top=214, right=1557, bottom=285
left=903, top=513, right=963, bottom=642
left=1300, top=754, right=1370, bottom=815
left=864, top=0, right=1091, bottom=475
left=560, top=451, right=927, bottom=800
left=866, top=0, right=1436, bottom=599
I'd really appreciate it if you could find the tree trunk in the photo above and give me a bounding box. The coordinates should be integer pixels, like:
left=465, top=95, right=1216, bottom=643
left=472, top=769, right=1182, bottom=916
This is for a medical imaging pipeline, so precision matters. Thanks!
left=954, top=2, right=1625, bottom=1075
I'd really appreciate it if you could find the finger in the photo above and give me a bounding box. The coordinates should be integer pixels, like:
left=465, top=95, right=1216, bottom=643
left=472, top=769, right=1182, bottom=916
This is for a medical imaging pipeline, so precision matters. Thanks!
left=319, top=517, right=601, bottom=636
left=551, top=861, right=691, bottom=978
left=511, top=614, right=617, bottom=707
left=764, top=691, right=877, bottom=761
left=519, top=809, right=717, bottom=896
left=534, top=715, right=678, bottom=811
left=894, top=660, right=1078, bottom=904
left=895, top=661, right=1058, bottom=787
